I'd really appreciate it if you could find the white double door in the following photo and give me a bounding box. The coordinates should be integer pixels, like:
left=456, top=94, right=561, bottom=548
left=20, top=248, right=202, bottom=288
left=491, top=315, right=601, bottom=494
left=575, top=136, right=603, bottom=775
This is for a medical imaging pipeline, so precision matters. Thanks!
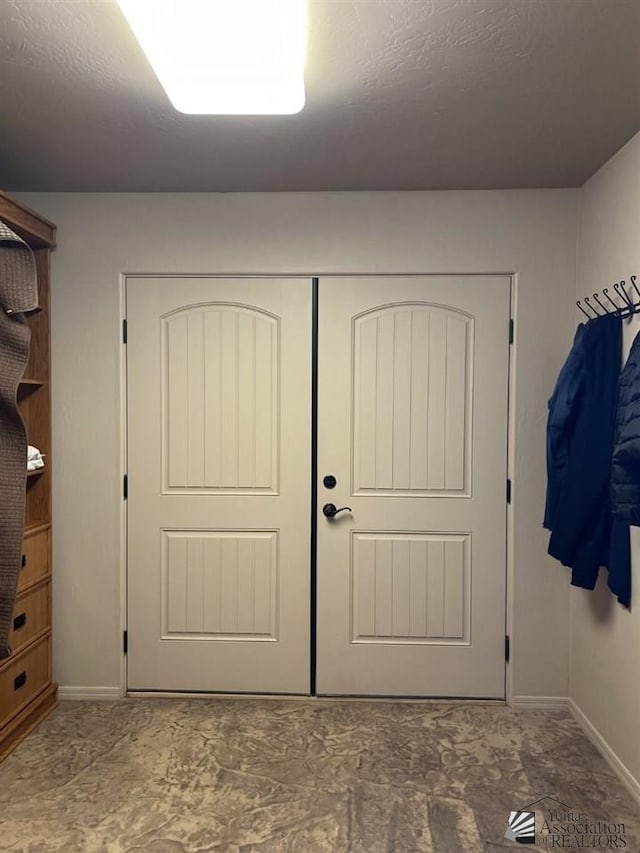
left=127, top=275, right=510, bottom=697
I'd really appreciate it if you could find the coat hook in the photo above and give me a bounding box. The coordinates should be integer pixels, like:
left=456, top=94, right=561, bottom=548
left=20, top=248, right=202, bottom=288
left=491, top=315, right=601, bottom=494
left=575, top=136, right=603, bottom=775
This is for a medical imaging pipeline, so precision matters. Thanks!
left=620, top=280, right=632, bottom=306
left=577, top=300, right=591, bottom=319
left=614, top=282, right=632, bottom=306
left=631, top=274, right=640, bottom=300
left=584, top=296, right=601, bottom=317
left=593, top=292, right=608, bottom=314
left=603, top=288, right=619, bottom=311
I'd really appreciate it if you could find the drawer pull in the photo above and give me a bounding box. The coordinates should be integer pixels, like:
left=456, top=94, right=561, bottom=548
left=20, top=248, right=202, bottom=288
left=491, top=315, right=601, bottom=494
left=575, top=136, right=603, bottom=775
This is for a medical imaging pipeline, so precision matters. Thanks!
left=21, top=554, right=27, bottom=569
left=14, top=671, right=27, bottom=691
left=13, top=612, right=27, bottom=631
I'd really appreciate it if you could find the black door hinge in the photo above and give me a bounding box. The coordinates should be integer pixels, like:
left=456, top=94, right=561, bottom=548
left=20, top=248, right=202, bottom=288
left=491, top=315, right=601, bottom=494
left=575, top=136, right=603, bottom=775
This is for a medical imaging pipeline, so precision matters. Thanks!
left=509, top=318, right=514, bottom=344
left=122, top=319, right=128, bottom=344
left=505, top=635, right=510, bottom=663
left=123, top=630, right=128, bottom=655
left=123, top=474, right=128, bottom=500
left=506, top=478, right=512, bottom=504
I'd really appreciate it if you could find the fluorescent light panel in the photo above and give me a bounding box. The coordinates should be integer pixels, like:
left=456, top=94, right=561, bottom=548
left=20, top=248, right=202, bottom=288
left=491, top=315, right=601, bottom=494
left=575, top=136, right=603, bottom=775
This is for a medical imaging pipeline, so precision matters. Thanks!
left=116, top=0, right=306, bottom=114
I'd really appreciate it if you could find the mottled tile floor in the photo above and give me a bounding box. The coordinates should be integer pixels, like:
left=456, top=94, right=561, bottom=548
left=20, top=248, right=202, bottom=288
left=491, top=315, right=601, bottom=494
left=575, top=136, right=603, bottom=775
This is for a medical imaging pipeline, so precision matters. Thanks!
left=0, top=699, right=639, bottom=852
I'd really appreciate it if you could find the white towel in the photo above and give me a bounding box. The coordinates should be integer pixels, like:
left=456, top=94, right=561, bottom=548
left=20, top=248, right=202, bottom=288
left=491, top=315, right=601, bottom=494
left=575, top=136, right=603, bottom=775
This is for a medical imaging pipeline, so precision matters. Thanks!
left=26, top=445, right=45, bottom=471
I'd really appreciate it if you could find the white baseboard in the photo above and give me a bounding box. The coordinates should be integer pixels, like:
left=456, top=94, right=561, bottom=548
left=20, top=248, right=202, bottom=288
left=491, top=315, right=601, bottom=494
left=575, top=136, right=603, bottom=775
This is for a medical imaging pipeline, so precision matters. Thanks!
left=496, top=695, right=640, bottom=806
left=568, top=699, right=640, bottom=807
left=58, top=686, right=123, bottom=701
left=510, top=695, right=570, bottom=710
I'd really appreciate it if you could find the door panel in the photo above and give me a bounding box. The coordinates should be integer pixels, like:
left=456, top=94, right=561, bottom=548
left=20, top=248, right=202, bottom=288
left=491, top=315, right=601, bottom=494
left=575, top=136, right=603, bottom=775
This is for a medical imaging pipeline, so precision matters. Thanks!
left=127, top=277, right=311, bottom=693
left=316, top=276, right=510, bottom=697
left=353, top=304, right=472, bottom=495
left=163, top=305, right=279, bottom=492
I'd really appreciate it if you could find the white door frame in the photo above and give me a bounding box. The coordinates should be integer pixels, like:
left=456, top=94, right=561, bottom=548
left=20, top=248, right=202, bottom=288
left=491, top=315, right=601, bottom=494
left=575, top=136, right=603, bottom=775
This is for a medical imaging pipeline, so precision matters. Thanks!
left=118, top=272, right=515, bottom=702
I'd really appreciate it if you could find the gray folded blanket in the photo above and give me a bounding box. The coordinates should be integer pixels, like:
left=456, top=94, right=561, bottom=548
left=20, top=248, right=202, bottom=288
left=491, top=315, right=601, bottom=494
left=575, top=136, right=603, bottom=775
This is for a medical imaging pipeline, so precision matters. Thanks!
left=0, top=222, right=37, bottom=659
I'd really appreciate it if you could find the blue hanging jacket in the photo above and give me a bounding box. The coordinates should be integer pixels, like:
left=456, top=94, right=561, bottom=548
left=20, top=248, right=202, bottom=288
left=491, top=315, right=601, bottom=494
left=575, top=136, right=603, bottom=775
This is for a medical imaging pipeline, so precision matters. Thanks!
left=611, top=330, right=640, bottom=526
left=544, top=313, right=630, bottom=606
left=544, top=323, right=586, bottom=532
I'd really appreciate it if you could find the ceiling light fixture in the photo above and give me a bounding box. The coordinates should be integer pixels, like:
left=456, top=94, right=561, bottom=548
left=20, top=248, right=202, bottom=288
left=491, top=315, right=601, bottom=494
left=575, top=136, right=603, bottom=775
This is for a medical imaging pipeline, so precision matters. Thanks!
left=116, top=0, right=307, bottom=115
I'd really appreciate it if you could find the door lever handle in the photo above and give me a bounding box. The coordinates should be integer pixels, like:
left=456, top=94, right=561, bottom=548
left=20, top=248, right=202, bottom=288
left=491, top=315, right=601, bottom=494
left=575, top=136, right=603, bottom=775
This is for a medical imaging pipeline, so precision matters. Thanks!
left=322, top=503, right=352, bottom=519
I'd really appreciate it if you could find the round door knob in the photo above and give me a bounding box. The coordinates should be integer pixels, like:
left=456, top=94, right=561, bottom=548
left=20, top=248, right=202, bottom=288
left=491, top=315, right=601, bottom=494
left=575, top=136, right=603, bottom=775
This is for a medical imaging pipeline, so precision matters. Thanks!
left=322, top=503, right=352, bottom=518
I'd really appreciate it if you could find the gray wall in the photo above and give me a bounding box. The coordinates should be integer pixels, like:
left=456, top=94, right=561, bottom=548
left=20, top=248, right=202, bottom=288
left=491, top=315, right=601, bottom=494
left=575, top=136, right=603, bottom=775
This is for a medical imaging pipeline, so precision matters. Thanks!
left=18, top=189, right=578, bottom=699
left=572, top=130, right=640, bottom=789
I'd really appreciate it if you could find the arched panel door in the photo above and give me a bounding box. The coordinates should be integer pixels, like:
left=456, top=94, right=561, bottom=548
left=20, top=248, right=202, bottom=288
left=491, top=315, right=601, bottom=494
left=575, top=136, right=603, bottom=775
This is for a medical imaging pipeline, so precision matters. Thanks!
left=127, top=277, right=312, bottom=693
left=316, top=276, right=510, bottom=697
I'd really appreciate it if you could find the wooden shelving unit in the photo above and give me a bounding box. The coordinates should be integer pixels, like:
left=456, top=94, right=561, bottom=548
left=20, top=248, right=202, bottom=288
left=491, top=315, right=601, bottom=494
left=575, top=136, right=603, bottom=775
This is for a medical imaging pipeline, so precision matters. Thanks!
left=0, top=191, right=57, bottom=761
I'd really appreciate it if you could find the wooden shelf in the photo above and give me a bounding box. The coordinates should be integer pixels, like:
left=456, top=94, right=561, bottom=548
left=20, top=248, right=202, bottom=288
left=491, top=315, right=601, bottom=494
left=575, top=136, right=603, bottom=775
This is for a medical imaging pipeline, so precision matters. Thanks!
left=18, top=380, right=45, bottom=402
left=23, top=522, right=51, bottom=538
left=0, top=191, right=56, bottom=248
left=0, top=192, right=56, bottom=761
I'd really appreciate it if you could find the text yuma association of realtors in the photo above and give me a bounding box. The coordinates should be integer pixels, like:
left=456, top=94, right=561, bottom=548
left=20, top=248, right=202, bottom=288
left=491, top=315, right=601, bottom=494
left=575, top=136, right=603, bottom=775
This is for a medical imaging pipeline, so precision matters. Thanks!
left=538, top=808, right=626, bottom=849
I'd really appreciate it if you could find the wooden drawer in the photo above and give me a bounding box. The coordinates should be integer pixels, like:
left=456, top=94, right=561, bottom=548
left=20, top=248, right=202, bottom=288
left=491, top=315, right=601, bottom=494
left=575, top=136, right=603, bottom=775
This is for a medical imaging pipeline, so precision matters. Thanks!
left=18, top=526, right=50, bottom=593
left=0, top=635, right=51, bottom=730
left=8, top=582, right=50, bottom=655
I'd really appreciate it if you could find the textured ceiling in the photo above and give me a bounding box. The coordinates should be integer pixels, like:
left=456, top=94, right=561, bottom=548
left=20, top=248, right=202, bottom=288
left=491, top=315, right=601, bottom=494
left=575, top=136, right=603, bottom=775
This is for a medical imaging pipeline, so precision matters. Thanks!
left=1, top=0, right=639, bottom=191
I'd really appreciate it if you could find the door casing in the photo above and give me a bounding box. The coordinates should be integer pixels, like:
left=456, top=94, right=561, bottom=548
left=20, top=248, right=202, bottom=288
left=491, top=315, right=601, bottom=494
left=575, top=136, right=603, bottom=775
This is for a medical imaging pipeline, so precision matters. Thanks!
left=120, top=273, right=515, bottom=701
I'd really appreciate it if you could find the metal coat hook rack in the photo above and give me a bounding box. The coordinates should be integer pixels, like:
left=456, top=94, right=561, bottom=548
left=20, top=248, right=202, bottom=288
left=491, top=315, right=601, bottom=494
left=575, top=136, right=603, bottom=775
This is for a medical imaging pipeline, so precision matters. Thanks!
left=577, top=275, right=640, bottom=320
